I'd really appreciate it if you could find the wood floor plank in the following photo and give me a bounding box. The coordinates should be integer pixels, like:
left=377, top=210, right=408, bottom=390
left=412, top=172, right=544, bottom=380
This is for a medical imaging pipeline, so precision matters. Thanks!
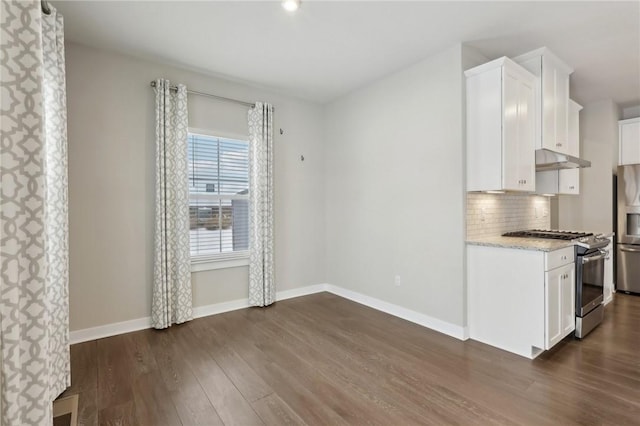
left=96, top=335, right=136, bottom=411
left=145, top=327, right=224, bottom=426
left=67, top=292, right=640, bottom=426
left=169, top=324, right=264, bottom=426
left=98, top=400, right=136, bottom=426
left=131, top=372, right=182, bottom=426
left=251, top=393, right=307, bottom=426
left=203, top=311, right=352, bottom=425
left=186, top=318, right=273, bottom=402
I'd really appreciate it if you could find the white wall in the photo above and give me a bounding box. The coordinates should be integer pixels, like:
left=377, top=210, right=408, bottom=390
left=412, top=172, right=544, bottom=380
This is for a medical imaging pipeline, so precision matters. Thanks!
left=324, top=45, right=467, bottom=328
left=66, top=43, right=326, bottom=331
left=558, top=99, right=618, bottom=233
left=622, top=105, right=640, bottom=119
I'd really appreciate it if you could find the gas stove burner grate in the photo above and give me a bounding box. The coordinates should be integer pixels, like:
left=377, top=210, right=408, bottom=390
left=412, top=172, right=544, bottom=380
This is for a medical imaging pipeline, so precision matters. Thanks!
left=502, top=229, right=594, bottom=241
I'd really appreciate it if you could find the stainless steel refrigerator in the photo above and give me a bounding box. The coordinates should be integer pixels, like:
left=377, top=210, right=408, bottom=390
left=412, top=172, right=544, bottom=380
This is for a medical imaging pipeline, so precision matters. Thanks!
left=617, top=165, right=640, bottom=293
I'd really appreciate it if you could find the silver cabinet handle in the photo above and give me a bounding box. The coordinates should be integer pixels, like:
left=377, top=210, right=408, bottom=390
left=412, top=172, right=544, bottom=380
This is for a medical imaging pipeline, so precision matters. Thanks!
left=620, top=246, right=640, bottom=253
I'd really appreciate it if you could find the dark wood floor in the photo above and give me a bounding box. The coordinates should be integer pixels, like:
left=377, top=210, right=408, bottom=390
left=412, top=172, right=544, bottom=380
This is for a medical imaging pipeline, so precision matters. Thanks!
left=60, top=292, right=640, bottom=425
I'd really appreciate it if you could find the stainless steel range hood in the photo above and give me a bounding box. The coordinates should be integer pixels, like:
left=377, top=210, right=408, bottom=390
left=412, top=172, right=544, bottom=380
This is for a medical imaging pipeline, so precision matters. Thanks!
left=535, top=149, right=591, bottom=171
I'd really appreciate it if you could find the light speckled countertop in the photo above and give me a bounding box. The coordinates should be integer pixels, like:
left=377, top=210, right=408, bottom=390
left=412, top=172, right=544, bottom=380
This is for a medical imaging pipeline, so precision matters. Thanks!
left=466, top=236, right=574, bottom=252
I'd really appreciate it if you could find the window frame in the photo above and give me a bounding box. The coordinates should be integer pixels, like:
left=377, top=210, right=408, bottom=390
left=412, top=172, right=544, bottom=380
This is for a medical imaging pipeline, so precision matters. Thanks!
left=187, top=127, right=250, bottom=272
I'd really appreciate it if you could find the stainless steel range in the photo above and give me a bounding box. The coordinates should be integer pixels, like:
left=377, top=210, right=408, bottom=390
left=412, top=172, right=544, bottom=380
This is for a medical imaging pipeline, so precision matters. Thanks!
left=503, top=229, right=610, bottom=338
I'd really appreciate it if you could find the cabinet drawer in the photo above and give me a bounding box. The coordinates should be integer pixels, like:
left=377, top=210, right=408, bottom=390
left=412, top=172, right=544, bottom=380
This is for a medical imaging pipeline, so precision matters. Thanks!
left=545, top=246, right=574, bottom=271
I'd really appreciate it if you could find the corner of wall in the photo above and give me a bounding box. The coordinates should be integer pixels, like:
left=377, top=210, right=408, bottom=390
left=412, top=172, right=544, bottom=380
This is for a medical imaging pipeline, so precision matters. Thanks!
left=460, top=44, right=489, bottom=328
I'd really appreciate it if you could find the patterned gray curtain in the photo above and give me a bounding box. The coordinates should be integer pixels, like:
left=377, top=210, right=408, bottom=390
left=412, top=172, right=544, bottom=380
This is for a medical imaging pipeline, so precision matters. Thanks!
left=0, top=1, right=70, bottom=424
left=151, top=79, right=193, bottom=329
left=248, top=103, right=275, bottom=306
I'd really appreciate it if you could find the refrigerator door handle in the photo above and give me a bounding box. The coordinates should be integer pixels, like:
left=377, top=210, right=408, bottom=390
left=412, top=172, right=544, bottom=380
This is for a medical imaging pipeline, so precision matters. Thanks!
left=620, top=246, right=640, bottom=253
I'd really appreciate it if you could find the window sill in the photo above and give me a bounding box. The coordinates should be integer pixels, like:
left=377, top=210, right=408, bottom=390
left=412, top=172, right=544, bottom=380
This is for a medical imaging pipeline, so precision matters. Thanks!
left=191, top=256, right=249, bottom=272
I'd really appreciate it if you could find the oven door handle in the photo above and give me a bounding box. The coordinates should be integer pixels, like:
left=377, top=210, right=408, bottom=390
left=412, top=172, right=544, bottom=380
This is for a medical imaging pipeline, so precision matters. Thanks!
left=620, top=246, right=640, bottom=253
left=582, top=252, right=607, bottom=264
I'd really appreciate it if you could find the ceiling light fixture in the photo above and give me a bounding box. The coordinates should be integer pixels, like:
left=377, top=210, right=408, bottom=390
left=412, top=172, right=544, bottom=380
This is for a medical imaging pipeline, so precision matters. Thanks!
left=282, top=0, right=300, bottom=12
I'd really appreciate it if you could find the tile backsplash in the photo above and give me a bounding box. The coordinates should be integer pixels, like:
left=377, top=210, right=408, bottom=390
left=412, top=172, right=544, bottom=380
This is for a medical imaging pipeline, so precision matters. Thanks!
left=467, top=193, right=551, bottom=239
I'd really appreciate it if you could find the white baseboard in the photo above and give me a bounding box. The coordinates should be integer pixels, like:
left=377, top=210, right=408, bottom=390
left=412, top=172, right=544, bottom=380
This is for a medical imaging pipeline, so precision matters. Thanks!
left=69, top=316, right=152, bottom=344
left=70, top=282, right=467, bottom=344
left=69, top=284, right=327, bottom=344
left=192, top=298, right=250, bottom=319
left=324, top=284, right=468, bottom=341
left=275, top=283, right=327, bottom=301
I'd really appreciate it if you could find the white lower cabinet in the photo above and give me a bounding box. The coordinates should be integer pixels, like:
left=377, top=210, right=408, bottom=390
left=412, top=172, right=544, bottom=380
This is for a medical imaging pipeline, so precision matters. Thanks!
left=545, top=262, right=575, bottom=349
left=468, top=244, right=575, bottom=358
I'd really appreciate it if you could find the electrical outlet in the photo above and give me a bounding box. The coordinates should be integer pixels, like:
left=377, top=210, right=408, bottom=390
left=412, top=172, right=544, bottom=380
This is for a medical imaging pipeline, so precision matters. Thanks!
left=480, top=208, right=486, bottom=222
left=535, top=207, right=539, bottom=218
left=543, top=208, right=549, bottom=218
left=394, top=275, right=401, bottom=286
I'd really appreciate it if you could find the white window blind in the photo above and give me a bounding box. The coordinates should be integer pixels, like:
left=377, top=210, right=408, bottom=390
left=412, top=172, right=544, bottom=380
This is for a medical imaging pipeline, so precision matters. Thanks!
left=188, top=132, right=249, bottom=262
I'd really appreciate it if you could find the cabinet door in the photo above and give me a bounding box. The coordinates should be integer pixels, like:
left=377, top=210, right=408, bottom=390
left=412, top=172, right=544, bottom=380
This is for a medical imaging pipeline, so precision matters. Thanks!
left=536, top=170, right=559, bottom=194
left=545, top=266, right=563, bottom=349
left=503, top=67, right=535, bottom=191
left=554, top=71, right=570, bottom=153
left=503, top=70, right=521, bottom=190
left=561, top=263, right=576, bottom=336
left=545, top=262, right=575, bottom=349
left=567, top=100, right=582, bottom=157
left=559, top=169, right=579, bottom=194
left=542, top=58, right=570, bottom=154
left=620, top=120, right=640, bottom=165
left=518, top=76, right=536, bottom=191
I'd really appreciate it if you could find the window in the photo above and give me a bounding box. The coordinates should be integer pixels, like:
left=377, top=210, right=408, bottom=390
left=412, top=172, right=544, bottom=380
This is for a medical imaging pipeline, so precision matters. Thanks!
left=188, top=131, right=249, bottom=266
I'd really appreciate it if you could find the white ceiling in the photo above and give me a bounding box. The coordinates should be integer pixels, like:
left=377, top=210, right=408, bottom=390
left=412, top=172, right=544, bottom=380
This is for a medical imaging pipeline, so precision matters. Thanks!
left=56, top=1, right=640, bottom=107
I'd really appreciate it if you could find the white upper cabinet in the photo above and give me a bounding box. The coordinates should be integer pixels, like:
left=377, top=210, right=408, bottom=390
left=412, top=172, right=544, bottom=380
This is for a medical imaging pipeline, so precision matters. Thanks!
left=514, top=47, right=574, bottom=155
left=536, top=100, right=582, bottom=195
left=619, top=117, right=640, bottom=165
left=466, top=57, right=536, bottom=192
